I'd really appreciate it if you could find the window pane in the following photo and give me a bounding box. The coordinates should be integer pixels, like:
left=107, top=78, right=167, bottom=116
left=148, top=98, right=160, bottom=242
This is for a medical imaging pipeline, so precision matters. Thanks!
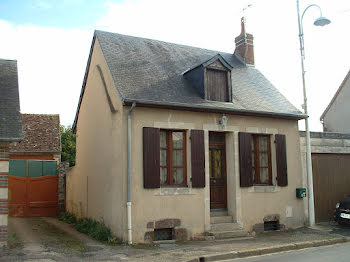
left=160, top=131, right=167, bottom=148
left=172, top=149, right=183, bottom=166
left=160, top=149, right=167, bottom=166
left=260, top=168, right=269, bottom=184
left=259, top=136, right=268, bottom=151
left=173, top=168, right=184, bottom=184
left=259, top=152, right=268, bottom=167
left=213, top=149, right=222, bottom=178
left=160, top=167, right=168, bottom=184
left=172, top=132, right=183, bottom=148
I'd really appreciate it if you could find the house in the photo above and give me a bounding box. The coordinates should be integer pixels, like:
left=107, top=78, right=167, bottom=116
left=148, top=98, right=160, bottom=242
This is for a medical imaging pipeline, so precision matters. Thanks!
left=8, top=114, right=61, bottom=217
left=67, top=19, right=307, bottom=244
left=0, top=59, right=22, bottom=247
left=300, top=131, right=350, bottom=223
left=320, top=70, right=350, bottom=133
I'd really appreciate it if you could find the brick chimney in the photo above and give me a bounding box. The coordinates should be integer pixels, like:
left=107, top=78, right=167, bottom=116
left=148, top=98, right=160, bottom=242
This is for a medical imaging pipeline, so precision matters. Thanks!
left=234, top=17, right=254, bottom=66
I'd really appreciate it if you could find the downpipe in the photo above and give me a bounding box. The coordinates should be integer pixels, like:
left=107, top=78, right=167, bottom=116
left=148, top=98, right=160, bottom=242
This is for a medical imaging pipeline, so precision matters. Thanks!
left=127, top=102, right=136, bottom=244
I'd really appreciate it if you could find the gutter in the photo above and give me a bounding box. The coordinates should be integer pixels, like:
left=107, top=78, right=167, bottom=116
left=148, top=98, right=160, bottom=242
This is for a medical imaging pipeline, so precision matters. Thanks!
left=127, top=102, right=136, bottom=244
left=123, top=99, right=307, bottom=120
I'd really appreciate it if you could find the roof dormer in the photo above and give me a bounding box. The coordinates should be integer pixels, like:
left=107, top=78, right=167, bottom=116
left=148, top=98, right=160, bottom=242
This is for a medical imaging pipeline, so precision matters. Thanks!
left=184, top=54, right=232, bottom=102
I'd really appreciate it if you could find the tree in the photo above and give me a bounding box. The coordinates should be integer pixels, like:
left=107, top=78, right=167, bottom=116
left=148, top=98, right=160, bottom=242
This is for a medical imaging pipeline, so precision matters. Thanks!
left=60, top=125, right=76, bottom=167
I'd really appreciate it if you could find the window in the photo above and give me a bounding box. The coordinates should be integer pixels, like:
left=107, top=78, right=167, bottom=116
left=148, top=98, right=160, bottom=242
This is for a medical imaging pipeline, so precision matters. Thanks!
left=251, top=135, right=272, bottom=185
left=206, top=69, right=230, bottom=102
left=160, top=130, right=187, bottom=186
left=143, top=127, right=204, bottom=189
left=239, top=132, right=288, bottom=188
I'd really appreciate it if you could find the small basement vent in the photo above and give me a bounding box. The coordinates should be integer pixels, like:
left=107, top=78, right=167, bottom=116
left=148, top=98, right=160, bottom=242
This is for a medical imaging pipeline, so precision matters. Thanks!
left=264, top=221, right=280, bottom=231
left=154, top=228, right=173, bottom=241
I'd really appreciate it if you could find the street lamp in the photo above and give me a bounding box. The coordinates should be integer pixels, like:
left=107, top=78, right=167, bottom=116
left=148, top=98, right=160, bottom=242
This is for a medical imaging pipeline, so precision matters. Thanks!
left=296, top=0, right=331, bottom=226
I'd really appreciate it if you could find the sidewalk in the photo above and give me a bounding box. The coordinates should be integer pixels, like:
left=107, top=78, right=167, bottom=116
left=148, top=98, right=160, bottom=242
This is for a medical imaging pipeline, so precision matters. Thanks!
left=127, top=226, right=348, bottom=262
left=1, top=217, right=348, bottom=262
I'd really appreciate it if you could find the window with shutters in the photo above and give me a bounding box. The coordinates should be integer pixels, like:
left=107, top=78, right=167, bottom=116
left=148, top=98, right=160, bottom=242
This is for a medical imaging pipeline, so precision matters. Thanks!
left=160, top=130, right=187, bottom=186
left=251, top=135, right=272, bottom=185
left=239, top=132, right=287, bottom=188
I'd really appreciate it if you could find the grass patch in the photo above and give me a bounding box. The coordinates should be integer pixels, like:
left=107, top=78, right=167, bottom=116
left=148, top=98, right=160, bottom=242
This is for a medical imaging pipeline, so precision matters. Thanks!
left=58, top=212, right=77, bottom=224
left=7, top=233, right=22, bottom=249
left=59, top=212, right=116, bottom=243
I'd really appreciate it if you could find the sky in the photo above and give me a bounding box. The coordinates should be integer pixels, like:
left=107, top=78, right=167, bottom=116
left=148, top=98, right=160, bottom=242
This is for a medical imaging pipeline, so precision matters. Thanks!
left=0, top=0, right=349, bottom=131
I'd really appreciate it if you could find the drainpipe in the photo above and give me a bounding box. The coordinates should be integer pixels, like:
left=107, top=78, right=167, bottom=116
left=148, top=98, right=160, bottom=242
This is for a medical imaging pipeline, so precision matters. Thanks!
left=127, top=102, right=136, bottom=244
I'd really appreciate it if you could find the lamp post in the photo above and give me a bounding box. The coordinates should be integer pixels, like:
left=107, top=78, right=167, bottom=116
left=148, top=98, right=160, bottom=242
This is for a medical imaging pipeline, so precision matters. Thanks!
left=296, top=0, right=330, bottom=226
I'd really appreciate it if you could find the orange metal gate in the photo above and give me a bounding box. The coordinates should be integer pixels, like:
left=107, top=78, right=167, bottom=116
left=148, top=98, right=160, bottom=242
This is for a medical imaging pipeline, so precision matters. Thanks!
left=8, top=160, right=58, bottom=217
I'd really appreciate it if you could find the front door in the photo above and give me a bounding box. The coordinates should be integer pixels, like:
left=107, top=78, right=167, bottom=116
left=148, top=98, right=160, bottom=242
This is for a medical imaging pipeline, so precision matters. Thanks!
left=209, top=132, right=227, bottom=210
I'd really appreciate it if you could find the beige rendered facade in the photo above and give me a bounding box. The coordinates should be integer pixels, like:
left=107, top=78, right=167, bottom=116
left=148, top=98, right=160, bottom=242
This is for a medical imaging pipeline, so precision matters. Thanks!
left=67, top=38, right=307, bottom=243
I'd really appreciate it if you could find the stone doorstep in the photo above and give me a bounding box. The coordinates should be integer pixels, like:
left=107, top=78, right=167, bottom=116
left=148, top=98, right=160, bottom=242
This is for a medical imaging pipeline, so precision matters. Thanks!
left=192, top=237, right=348, bottom=262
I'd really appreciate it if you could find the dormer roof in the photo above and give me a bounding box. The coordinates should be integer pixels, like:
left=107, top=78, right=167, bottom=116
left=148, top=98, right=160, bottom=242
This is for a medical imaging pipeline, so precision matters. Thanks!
left=183, top=54, right=233, bottom=75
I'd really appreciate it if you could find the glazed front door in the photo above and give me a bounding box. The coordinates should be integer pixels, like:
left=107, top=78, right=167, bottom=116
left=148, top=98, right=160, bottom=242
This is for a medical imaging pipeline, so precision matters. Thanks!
left=209, top=132, right=227, bottom=210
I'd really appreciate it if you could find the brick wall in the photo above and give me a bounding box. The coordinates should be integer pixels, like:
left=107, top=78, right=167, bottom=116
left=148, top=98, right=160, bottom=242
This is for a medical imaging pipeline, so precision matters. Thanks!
left=0, top=145, right=9, bottom=247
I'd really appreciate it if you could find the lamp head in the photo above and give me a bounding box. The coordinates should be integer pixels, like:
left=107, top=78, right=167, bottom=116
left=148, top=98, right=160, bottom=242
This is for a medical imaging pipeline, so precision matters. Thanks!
left=314, top=16, right=331, bottom=26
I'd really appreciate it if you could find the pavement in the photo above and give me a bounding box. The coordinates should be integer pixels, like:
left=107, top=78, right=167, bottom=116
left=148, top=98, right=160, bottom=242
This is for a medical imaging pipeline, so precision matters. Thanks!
left=1, top=218, right=350, bottom=262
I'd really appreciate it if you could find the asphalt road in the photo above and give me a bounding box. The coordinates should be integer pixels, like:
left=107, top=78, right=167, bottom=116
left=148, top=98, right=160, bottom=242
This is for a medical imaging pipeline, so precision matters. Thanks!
left=222, top=242, right=350, bottom=262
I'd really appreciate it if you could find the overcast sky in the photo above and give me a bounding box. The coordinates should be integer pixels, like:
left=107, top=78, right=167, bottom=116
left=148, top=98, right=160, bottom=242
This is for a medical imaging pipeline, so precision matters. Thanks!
left=0, top=0, right=349, bottom=131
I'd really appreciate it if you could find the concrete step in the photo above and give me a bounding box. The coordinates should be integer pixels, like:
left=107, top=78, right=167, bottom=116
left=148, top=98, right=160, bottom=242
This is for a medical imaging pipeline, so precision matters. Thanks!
left=210, top=222, right=242, bottom=232
left=210, top=216, right=232, bottom=224
left=210, top=210, right=228, bottom=217
left=209, top=230, right=248, bottom=239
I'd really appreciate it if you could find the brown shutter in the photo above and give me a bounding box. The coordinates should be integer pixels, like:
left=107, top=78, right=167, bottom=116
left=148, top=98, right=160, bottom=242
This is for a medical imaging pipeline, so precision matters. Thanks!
left=239, top=132, right=253, bottom=187
left=275, top=134, right=288, bottom=186
left=143, top=127, right=160, bottom=188
left=191, top=130, right=205, bottom=188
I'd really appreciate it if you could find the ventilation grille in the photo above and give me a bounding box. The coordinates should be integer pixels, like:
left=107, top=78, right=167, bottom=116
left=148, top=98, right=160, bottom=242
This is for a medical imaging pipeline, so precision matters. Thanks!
left=154, top=228, right=173, bottom=241
left=264, top=221, right=280, bottom=231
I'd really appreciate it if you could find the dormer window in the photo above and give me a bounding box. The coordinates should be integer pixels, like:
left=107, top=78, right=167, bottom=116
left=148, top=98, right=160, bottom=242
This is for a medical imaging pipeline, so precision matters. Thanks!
left=184, top=54, right=232, bottom=103
left=205, top=66, right=231, bottom=102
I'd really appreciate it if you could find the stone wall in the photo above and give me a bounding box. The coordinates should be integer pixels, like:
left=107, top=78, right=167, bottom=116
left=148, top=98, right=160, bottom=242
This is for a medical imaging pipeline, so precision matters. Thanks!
left=58, top=161, right=70, bottom=214
left=0, top=143, right=9, bottom=247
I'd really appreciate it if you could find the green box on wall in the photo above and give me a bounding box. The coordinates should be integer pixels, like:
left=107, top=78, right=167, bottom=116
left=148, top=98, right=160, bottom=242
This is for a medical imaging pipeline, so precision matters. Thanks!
left=296, top=188, right=306, bottom=198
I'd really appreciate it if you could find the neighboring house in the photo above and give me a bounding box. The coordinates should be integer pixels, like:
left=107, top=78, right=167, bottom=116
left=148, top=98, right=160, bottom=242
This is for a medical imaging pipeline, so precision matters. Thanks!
left=67, top=19, right=307, bottom=244
left=0, top=59, right=22, bottom=247
left=8, top=114, right=61, bottom=217
left=320, top=70, right=350, bottom=133
left=300, top=131, right=350, bottom=222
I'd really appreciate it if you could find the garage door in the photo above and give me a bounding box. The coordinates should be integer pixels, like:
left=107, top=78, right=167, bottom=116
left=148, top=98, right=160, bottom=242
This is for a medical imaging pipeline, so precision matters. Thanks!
left=8, top=160, right=58, bottom=217
left=312, top=154, right=350, bottom=223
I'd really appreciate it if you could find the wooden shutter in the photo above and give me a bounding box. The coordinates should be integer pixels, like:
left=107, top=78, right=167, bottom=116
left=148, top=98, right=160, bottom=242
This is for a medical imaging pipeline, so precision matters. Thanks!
left=191, top=130, right=205, bottom=188
left=275, top=134, right=288, bottom=186
left=239, top=132, right=253, bottom=187
left=143, top=127, right=160, bottom=188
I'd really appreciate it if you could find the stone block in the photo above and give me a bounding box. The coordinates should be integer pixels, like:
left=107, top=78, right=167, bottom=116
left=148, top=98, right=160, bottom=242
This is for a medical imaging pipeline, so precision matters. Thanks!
left=155, top=218, right=181, bottom=229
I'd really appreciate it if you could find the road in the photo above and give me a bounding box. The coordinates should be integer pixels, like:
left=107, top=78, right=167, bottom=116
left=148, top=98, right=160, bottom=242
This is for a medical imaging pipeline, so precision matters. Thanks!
left=222, top=242, right=350, bottom=262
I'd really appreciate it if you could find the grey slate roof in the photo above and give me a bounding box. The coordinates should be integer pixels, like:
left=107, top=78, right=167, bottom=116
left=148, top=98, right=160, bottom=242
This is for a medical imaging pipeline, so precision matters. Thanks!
left=73, top=31, right=305, bottom=130
left=0, top=59, right=22, bottom=142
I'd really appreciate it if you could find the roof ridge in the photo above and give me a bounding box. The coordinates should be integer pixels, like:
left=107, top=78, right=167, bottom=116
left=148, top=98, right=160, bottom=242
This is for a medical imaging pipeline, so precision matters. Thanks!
left=320, top=69, right=350, bottom=120
left=0, top=58, right=17, bottom=62
left=95, top=30, right=234, bottom=56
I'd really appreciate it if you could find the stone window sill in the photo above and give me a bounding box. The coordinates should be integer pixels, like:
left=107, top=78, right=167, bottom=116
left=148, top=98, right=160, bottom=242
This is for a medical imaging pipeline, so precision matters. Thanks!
left=247, top=185, right=281, bottom=193
left=155, top=187, right=194, bottom=196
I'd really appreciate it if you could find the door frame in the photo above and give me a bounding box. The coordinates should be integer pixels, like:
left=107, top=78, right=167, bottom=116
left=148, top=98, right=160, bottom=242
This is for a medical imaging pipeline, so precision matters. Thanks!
left=209, top=132, right=227, bottom=210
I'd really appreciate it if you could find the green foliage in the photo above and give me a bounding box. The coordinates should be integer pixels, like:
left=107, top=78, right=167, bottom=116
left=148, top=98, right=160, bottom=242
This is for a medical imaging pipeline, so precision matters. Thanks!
left=60, top=125, right=76, bottom=167
left=75, top=217, right=112, bottom=241
left=58, top=212, right=77, bottom=224
left=59, top=212, right=113, bottom=242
